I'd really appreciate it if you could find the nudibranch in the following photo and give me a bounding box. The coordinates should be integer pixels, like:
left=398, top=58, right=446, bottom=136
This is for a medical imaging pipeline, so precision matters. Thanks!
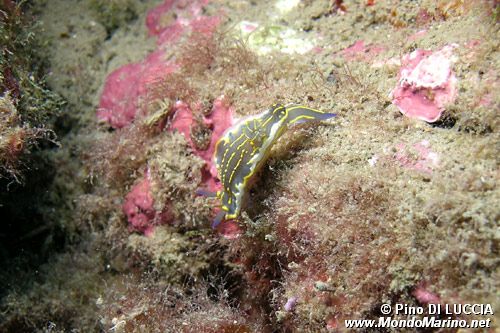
left=211, top=103, right=335, bottom=227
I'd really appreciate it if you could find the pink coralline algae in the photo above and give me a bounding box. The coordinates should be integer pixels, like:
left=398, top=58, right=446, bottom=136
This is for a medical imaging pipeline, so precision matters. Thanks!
left=172, top=98, right=233, bottom=168
left=326, top=317, right=339, bottom=331
left=98, top=0, right=230, bottom=235
left=284, top=296, right=298, bottom=312
left=392, top=45, right=458, bottom=122
left=98, top=0, right=220, bottom=129
left=146, top=0, right=219, bottom=46
left=169, top=99, right=240, bottom=239
left=122, top=172, right=174, bottom=236
left=169, top=97, right=234, bottom=193
left=394, top=140, right=439, bottom=174
left=121, top=99, right=233, bottom=236
left=408, top=29, right=427, bottom=42
left=97, top=51, right=178, bottom=129
left=215, top=218, right=243, bottom=240
left=98, top=0, right=244, bottom=237
left=369, top=140, right=439, bottom=174
left=340, top=40, right=385, bottom=62
left=413, top=283, right=441, bottom=305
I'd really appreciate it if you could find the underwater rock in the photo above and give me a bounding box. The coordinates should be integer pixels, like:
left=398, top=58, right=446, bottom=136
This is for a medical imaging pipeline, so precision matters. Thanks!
left=391, top=45, right=458, bottom=122
left=238, top=22, right=316, bottom=55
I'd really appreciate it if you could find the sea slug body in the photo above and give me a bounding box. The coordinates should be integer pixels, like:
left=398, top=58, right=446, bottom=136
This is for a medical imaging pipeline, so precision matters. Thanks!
left=212, top=103, right=335, bottom=227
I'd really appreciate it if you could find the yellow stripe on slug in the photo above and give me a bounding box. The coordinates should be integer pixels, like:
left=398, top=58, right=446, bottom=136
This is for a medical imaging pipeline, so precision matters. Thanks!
left=211, top=103, right=335, bottom=228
